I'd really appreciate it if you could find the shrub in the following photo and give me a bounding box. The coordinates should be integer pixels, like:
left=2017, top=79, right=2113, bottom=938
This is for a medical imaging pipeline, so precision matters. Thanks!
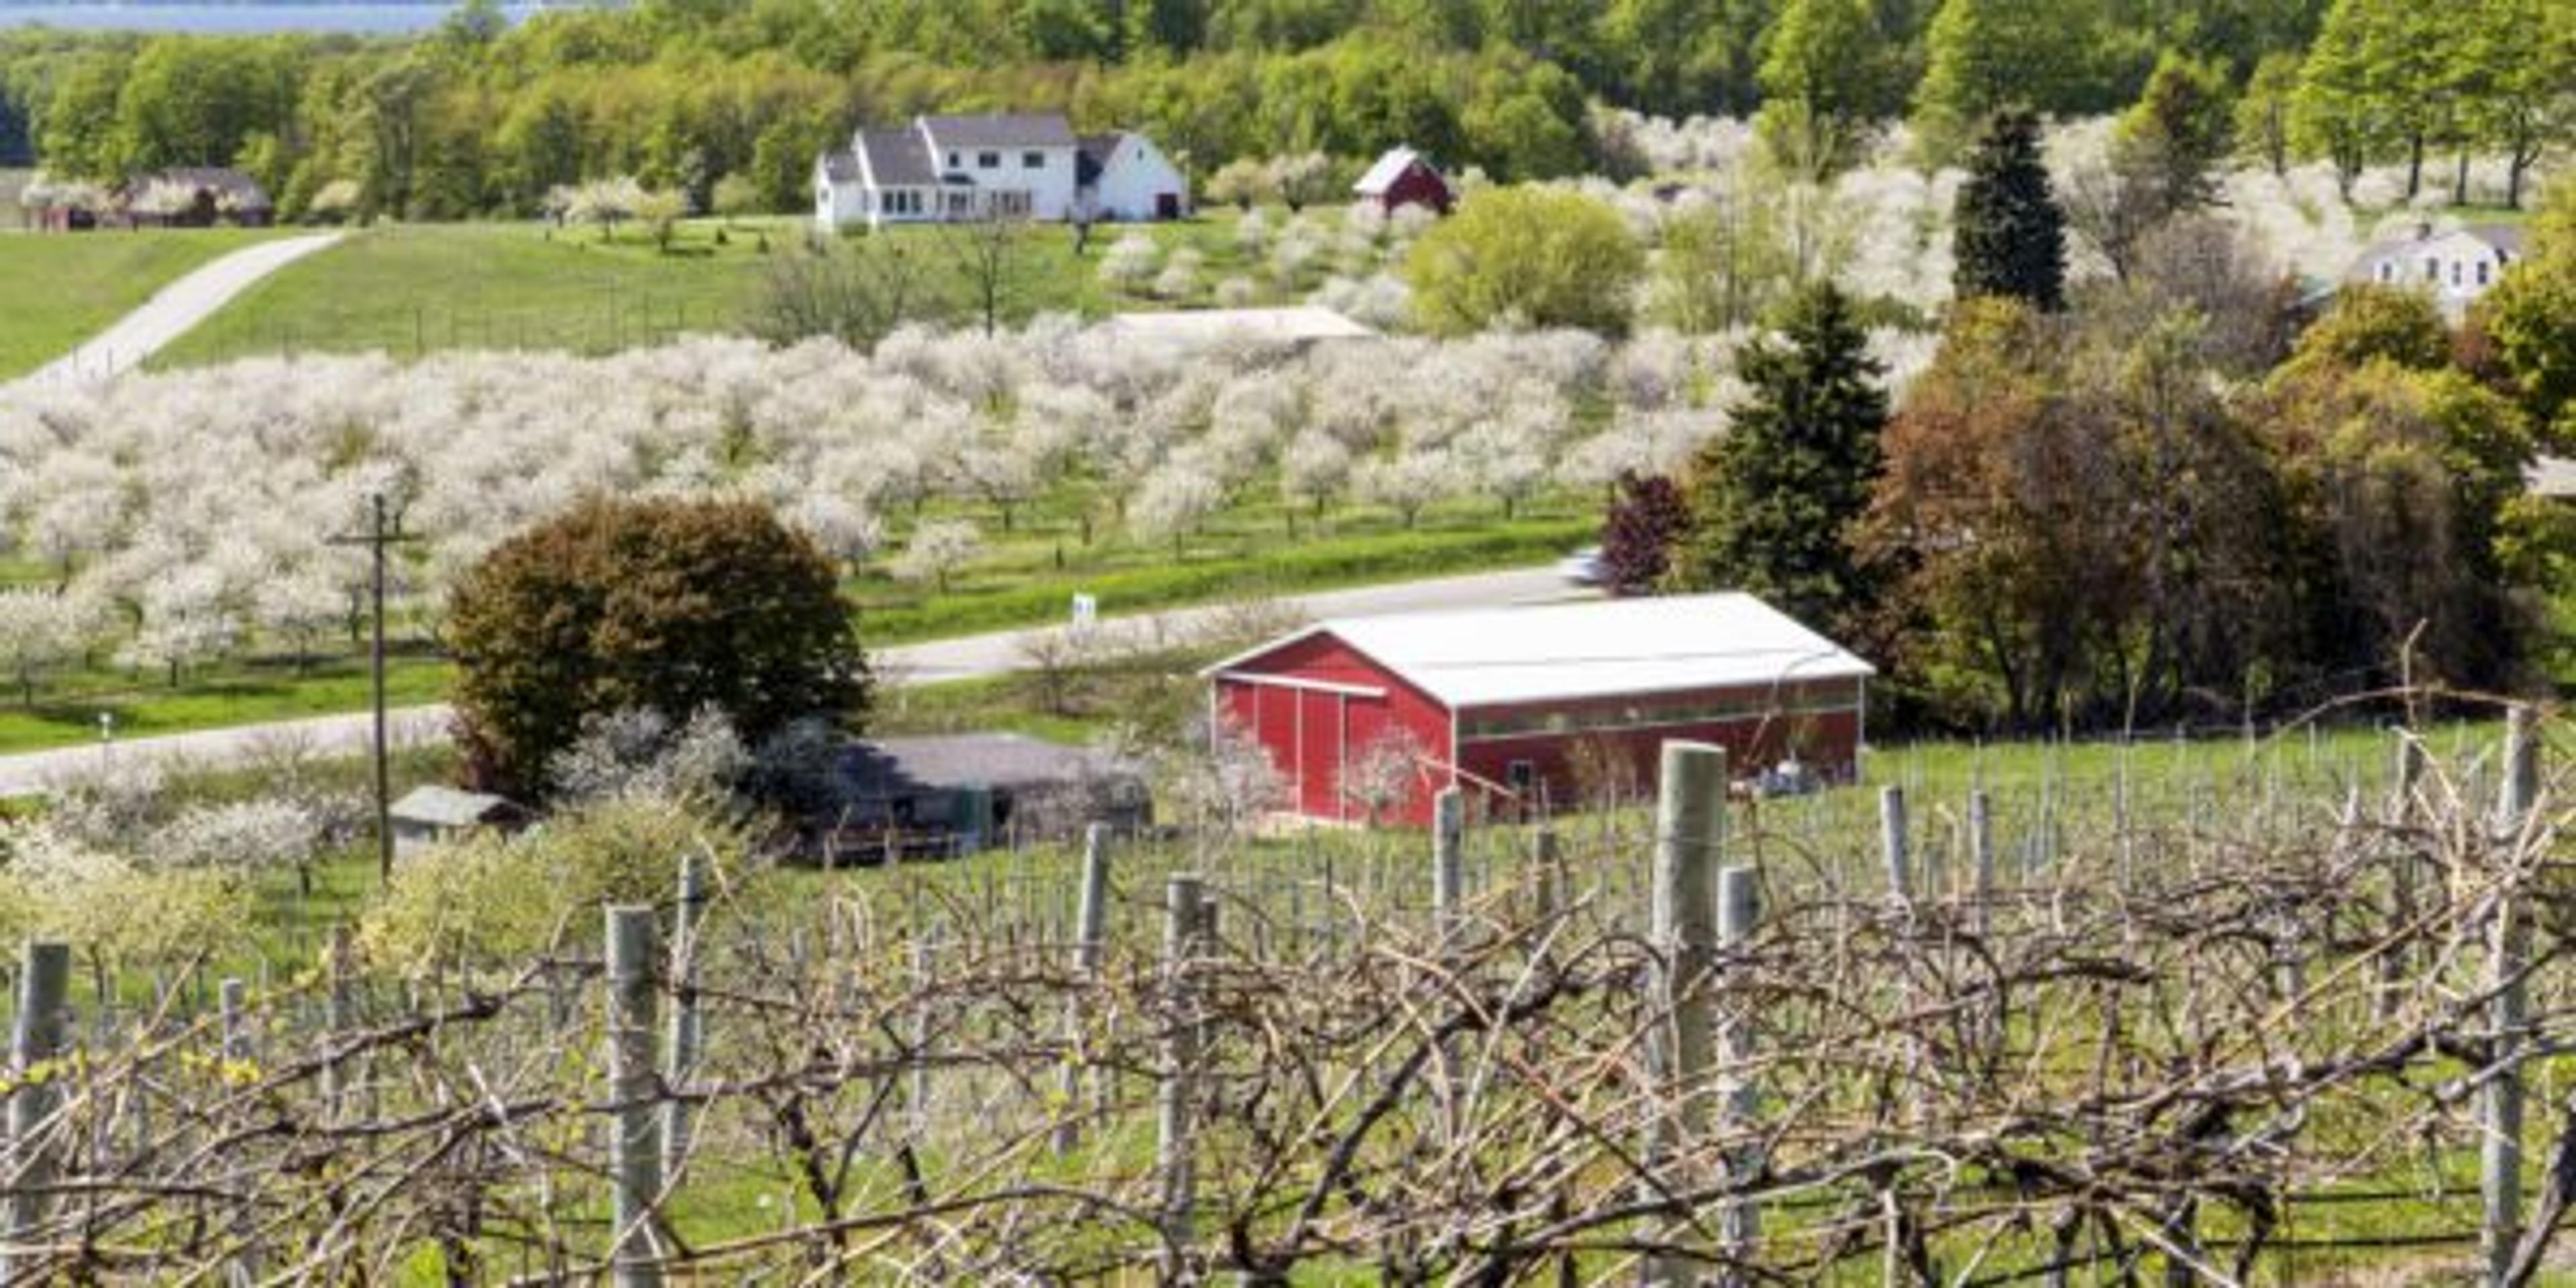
left=362, top=796, right=751, bottom=974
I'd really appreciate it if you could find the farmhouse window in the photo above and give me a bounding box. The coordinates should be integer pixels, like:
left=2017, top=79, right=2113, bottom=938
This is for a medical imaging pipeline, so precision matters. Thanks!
left=1024, top=151, right=1045, bottom=168
left=979, top=151, right=1002, bottom=168
left=2479, top=261, right=2491, bottom=286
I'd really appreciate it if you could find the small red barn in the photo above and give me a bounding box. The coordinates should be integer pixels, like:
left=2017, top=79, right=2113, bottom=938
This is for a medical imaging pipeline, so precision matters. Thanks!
left=1201, top=594, right=1873, bottom=826
left=1354, top=146, right=1454, bottom=216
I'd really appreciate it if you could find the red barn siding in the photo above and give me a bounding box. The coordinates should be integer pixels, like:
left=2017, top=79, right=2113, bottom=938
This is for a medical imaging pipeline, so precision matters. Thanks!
left=1215, top=631, right=1868, bottom=828
left=1212, top=631, right=1455, bottom=825
left=1374, top=163, right=1454, bottom=215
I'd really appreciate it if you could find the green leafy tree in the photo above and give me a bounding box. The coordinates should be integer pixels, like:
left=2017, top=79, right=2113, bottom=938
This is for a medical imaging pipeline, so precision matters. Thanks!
left=1951, top=107, right=2065, bottom=311
left=2114, top=52, right=2231, bottom=218
left=1675, top=283, right=1888, bottom=638
left=2456, top=0, right=2576, bottom=209
left=2281, top=282, right=2451, bottom=378
left=446, top=497, right=869, bottom=799
left=1909, top=0, right=2086, bottom=164
left=1407, top=184, right=1643, bottom=335
left=2233, top=50, right=2300, bottom=175
left=2487, top=184, right=2576, bottom=448
left=1754, top=0, right=1892, bottom=177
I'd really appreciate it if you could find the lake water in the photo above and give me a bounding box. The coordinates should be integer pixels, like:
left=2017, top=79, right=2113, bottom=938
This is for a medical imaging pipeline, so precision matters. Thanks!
left=0, top=3, right=576, bottom=33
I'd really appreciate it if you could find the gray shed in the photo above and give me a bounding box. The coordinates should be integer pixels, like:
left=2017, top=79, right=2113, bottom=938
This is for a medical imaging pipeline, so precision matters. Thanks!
left=389, top=786, right=528, bottom=861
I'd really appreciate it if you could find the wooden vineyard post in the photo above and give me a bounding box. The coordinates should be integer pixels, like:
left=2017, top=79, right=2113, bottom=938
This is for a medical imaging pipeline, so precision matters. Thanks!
left=1717, top=865, right=1762, bottom=1286
left=2381, top=733, right=2425, bottom=1020
left=1880, top=787, right=1912, bottom=908
left=2483, top=705, right=2539, bottom=1287
left=1968, top=791, right=1994, bottom=937
left=1055, top=824, right=1112, bottom=1156
left=1433, top=787, right=1464, bottom=945
left=662, top=852, right=708, bottom=1183
left=1534, top=826, right=1564, bottom=922
left=1643, top=741, right=1724, bottom=1287
left=1, top=942, right=70, bottom=1284
left=604, top=907, right=666, bottom=1288
left=323, top=926, right=354, bottom=1120
left=1159, top=874, right=1209, bottom=1282
left=218, top=977, right=258, bottom=1287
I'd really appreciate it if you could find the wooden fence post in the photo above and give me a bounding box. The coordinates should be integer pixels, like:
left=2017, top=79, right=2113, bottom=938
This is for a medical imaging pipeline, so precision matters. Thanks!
left=217, top=977, right=258, bottom=1288
left=2484, top=705, right=2540, bottom=1287
left=662, top=853, right=707, bottom=1183
left=1968, top=791, right=1994, bottom=938
left=2381, top=734, right=2425, bottom=1020
left=1880, top=787, right=1911, bottom=908
left=605, top=906, right=665, bottom=1288
left=1433, top=788, right=1464, bottom=944
left=1159, top=874, right=1208, bottom=1282
left=1, top=942, right=70, bottom=1284
left=323, top=925, right=353, bottom=1120
left=1717, top=864, right=1762, bottom=1287
left=1644, top=741, right=1725, bottom=1287
left=909, top=928, right=936, bottom=1142
left=1055, top=824, right=1112, bottom=1156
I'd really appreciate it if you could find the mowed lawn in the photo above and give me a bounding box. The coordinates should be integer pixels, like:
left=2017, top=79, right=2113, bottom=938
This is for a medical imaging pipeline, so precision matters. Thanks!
left=152, top=218, right=788, bottom=367
left=151, top=209, right=1305, bottom=368
left=0, top=225, right=285, bottom=379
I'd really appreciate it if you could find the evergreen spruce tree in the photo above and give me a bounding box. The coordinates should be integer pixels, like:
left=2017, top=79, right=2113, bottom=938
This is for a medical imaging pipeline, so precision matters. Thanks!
left=1952, top=108, right=2068, bottom=311
left=1676, top=283, right=1889, bottom=637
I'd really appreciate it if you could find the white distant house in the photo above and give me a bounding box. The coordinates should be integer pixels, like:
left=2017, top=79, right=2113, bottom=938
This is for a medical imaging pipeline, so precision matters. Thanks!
left=816, top=111, right=1189, bottom=230
left=2346, top=222, right=2526, bottom=317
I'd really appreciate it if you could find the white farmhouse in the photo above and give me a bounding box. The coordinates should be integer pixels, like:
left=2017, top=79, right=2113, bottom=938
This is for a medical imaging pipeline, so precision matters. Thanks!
left=816, top=111, right=1189, bottom=230
left=2345, top=222, right=2526, bottom=317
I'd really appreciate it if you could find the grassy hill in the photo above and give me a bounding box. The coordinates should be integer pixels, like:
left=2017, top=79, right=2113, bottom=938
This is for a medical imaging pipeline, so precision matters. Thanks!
left=0, top=225, right=284, bottom=380
left=152, top=211, right=1301, bottom=368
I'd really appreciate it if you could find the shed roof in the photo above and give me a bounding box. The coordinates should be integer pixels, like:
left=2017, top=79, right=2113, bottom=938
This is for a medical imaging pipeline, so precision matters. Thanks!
left=836, top=733, right=1138, bottom=798
left=390, top=785, right=519, bottom=828
left=1205, top=592, right=1875, bottom=709
left=1354, top=146, right=1434, bottom=196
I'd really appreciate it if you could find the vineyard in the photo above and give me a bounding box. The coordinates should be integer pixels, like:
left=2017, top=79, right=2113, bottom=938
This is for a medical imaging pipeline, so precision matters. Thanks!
left=0, top=704, right=2557, bottom=1283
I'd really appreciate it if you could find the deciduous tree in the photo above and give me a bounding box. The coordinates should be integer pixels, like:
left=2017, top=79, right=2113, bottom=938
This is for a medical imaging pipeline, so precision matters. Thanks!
left=445, top=496, right=867, bottom=798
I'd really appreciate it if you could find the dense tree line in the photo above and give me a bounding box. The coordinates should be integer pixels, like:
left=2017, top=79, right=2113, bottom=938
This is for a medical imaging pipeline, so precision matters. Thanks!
left=1621, top=119, right=2576, bottom=734
left=0, top=0, right=2410, bottom=221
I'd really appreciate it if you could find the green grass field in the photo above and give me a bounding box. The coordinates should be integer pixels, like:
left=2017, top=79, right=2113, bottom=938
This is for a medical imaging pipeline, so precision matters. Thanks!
left=149, top=207, right=1338, bottom=368
left=0, top=225, right=285, bottom=379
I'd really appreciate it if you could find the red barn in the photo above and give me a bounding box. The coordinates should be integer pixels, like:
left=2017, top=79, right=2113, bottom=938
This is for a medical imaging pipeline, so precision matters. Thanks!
left=1353, top=146, right=1454, bottom=216
left=1201, top=594, right=1873, bottom=826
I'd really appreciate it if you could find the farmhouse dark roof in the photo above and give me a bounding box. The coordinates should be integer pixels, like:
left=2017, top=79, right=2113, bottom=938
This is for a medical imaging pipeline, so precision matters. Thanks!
left=918, top=112, right=1077, bottom=151
left=1075, top=133, right=1121, bottom=186
left=820, top=148, right=861, bottom=182
left=130, top=166, right=271, bottom=210
left=856, top=128, right=936, bottom=186
left=835, top=733, right=1137, bottom=799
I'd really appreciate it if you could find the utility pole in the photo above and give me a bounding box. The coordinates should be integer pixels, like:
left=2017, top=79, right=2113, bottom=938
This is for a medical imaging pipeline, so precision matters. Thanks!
left=329, top=493, right=418, bottom=885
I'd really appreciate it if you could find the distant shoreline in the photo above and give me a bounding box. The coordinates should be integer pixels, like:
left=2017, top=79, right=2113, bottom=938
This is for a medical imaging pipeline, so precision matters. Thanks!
left=0, top=1, right=597, bottom=33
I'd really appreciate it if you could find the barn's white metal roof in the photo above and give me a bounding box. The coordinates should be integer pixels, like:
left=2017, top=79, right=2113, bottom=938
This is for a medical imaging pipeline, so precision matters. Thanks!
left=1097, top=306, right=1377, bottom=347
left=1206, top=592, right=1874, bottom=709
